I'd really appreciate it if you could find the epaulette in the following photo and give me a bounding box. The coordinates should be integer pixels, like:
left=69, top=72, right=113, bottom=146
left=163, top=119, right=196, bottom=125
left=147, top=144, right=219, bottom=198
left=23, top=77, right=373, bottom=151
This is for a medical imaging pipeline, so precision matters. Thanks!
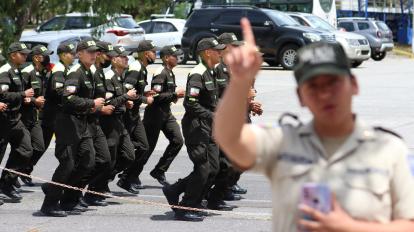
left=374, top=127, right=403, bottom=139
left=67, top=63, right=81, bottom=75
left=189, top=63, right=206, bottom=76
left=128, top=60, right=142, bottom=72
left=105, top=69, right=115, bottom=80
left=153, top=66, right=164, bottom=76
left=278, top=112, right=303, bottom=127
left=21, top=64, right=34, bottom=73
left=52, top=62, right=65, bottom=74
left=0, top=63, right=11, bottom=74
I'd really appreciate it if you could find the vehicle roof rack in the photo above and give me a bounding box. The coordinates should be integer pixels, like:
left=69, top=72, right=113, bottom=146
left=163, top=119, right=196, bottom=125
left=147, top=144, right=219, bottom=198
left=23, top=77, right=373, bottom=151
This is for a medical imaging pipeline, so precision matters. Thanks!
left=338, top=17, right=375, bottom=21
left=150, top=14, right=175, bottom=19
left=201, top=4, right=258, bottom=9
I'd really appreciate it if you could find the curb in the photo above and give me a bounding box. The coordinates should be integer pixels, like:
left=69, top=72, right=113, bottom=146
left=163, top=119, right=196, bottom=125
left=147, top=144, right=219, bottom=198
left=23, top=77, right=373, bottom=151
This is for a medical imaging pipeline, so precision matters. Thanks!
left=393, top=48, right=414, bottom=59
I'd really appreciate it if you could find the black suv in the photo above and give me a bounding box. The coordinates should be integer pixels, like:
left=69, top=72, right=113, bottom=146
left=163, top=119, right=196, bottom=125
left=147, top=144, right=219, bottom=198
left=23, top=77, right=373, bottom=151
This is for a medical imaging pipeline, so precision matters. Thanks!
left=181, top=6, right=336, bottom=69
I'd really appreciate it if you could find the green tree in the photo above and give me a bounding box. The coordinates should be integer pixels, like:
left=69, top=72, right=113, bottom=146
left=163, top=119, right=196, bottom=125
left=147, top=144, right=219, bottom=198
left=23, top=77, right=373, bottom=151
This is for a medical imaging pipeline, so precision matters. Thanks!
left=0, top=0, right=141, bottom=55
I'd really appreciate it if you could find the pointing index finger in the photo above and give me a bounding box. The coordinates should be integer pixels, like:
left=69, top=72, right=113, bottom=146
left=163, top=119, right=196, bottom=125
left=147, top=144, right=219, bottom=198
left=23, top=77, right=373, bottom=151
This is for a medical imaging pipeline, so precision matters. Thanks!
left=241, top=18, right=256, bottom=46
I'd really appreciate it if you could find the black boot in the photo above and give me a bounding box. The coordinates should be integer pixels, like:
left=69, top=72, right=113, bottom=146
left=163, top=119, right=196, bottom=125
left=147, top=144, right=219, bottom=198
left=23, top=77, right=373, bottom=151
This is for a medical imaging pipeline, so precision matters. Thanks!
left=174, top=209, right=204, bottom=222
left=116, top=178, right=139, bottom=194
left=150, top=170, right=170, bottom=186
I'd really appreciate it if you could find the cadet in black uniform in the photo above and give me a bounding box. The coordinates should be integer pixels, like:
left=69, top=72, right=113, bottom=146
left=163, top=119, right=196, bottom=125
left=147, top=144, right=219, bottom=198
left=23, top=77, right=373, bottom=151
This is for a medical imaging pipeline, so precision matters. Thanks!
left=40, top=39, right=104, bottom=217
left=162, top=38, right=225, bottom=221
left=19, top=45, right=53, bottom=186
left=98, top=46, right=137, bottom=195
left=81, top=41, right=118, bottom=206
left=41, top=42, right=76, bottom=165
left=142, top=45, right=185, bottom=186
left=118, top=40, right=155, bottom=192
left=0, top=42, right=34, bottom=202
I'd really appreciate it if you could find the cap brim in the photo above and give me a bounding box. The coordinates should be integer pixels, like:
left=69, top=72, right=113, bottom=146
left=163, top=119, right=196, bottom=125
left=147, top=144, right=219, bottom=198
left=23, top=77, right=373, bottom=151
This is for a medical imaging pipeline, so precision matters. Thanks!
left=120, top=51, right=131, bottom=56
left=213, top=44, right=226, bottom=50
left=298, top=65, right=351, bottom=85
left=231, top=41, right=244, bottom=46
left=85, top=46, right=99, bottom=52
left=20, top=49, right=32, bottom=54
left=43, top=50, right=54, bottom=55
left=106, top=51, right=119, bottom=57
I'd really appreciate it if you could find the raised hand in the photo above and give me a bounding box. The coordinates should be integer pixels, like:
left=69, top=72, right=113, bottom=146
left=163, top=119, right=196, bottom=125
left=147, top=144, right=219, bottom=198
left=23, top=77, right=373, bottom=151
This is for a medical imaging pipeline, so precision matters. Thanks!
left=224, top=18, right=262, bottom=86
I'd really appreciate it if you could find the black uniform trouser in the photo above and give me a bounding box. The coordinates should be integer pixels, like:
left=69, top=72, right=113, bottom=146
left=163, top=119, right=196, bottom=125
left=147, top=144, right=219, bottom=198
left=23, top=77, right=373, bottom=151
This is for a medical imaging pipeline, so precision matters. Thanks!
left=208, top=150, right=241, bottom=203
left=0, top=120, right=33, bottom=187
left=121, top=114, right=149, bottom=183
left=142, top=109, right=183, bottom=175
left=41, top=117, right=56, bottom=155
left=22, top=121, right=46, bottom=175
left=177, top=141, right=219, bottom=208
left=80, top=123, right=111, bottom=198
left=97, top=114, right=134, bottom=188
left=42, top=119, right=95, bottom=208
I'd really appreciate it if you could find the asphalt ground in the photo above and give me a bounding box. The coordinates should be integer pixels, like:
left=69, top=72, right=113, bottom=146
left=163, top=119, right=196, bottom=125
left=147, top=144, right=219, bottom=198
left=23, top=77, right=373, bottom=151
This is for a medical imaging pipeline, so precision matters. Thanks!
left=0, top=54, right=413, bottom=232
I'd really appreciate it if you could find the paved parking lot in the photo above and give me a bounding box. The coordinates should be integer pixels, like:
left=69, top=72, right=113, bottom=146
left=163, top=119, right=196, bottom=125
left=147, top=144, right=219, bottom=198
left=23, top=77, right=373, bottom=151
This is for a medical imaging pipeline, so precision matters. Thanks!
left=0, top=54, right=413, bottom=232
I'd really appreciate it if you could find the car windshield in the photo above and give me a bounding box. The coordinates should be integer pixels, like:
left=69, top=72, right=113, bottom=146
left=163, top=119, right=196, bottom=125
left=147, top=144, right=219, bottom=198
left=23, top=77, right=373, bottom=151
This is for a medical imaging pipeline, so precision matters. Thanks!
left=305, top=15, right=335, bottom=31
left=376, top=21, right=390, bottom=31
left=115, top=17, right=139, bottom=29
left=264, top=10, right=300, bottom=27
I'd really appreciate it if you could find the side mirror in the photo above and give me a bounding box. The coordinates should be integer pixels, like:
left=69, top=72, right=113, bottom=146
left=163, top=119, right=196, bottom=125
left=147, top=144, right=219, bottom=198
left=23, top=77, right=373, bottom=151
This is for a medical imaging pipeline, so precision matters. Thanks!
left=35, top=26, right=41, bottom=32
left=264, top=20, right=273, bottom=27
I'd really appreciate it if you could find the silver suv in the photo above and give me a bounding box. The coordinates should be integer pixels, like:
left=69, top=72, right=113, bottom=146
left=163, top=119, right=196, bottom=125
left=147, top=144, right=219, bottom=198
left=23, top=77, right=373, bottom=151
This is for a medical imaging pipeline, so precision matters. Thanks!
left=338, top=18, right=394, bottom=61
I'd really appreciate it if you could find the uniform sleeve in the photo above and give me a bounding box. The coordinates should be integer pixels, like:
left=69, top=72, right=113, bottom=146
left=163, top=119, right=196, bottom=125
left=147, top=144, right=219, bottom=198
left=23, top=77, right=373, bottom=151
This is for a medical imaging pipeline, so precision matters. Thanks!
left=105, top=78, right=129, bottom=108
left=22, top=71, right=37, bottom=105
left=124, top=70, right=147, bottom=105
left=152, top=73, right=177, bottom=104
left=0, top=71, right=24, bottom=104
left=62, top=73, right=94, bottom=112
left=390, top=139, right=414, bottom=220
left=50, top=71, right=66, bottom=100
left=250, top=125, right=284, bottom=176
left=183, top=74, right=213, bottom=120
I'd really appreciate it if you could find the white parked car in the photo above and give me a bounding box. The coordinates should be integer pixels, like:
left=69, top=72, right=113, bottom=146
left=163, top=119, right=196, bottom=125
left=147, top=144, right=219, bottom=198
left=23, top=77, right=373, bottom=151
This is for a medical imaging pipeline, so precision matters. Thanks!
left=20, top=33, right=90, bottom=64
left=288, top=12, right=371, bottom=68
left=22, top=12, right=145, bottom=51
left=137, top=18, right=186, bottom=63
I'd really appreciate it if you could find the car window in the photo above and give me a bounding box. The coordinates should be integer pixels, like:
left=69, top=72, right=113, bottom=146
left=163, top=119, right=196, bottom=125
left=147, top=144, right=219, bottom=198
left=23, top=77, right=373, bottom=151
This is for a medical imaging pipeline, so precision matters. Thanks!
left=153, top=22, right=177, bottom=33
left=357, top=22, right=370, bottom=30
left=376, top=21, right=390, bottom=31
left=247, top=10, right=271, bottom=27
left=264, top=10, right=299, bottom=27
left=338, top=22, right=355, bottom=32
left=306, top=15, right=335, bottom=31
left=40, top=17, right=66, bottom=31
left=65, top=17, right=95, bottom=29
left=139, top=22, right=153, bottom=33
left=290, top=15, right=310, bottom=27
left=215, top=11, right=243, bottom=26
left=115, top=17, right=138, bottom=29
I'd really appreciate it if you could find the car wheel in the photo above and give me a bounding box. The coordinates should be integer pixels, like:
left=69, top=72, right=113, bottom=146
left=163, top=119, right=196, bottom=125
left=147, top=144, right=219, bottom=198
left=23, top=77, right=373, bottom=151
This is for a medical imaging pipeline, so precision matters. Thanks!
left=351, top=61, right=363, bottom=68
left=177, top=48, right=187, bottom=65
left=371, top=51, right=386, bottom=61
left=279, top=44, right=299, bottom=70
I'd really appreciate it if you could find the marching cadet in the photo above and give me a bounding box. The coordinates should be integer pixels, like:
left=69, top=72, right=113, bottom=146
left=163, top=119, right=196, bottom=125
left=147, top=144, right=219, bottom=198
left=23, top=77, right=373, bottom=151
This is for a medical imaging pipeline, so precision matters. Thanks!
left=214, top=19, right=414, bottom=232
left=162, top=38, right=224, bottom=221
left=19, top=45, right=53, bottom=186
left=118, top=40, right=155, bottom=192
left=0, top=42, right=34, bottom=203
left=40, top=39, right=104, bottom=217
left=41, top=42, right=76, bottom=163
left=141, top=45, right=185, bottom=187
left=97, top=45, right=136, bottom=196
left=80, top=41, right=116, bottom=207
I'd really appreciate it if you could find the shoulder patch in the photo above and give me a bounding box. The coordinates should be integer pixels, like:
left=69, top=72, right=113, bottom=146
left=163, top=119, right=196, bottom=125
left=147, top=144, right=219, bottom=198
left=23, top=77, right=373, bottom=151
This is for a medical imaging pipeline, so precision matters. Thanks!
left=0, top=63, right=11, bottom=74
left=105, top=70, right=115, bottom=80
left=189, top=63, right=207, bottom=76
left=153, top=66, right=164, bottom=76
left=278, top=112, right=303, bottom=127
left=128, top=61, right=142, bottom=72
left=67, top=63, right=81, bottom=75
left=90, top=65, right=97, bottom=75
left=52, top=62, right=65, bottom=74
left=21, top=64, right=34, bottom=74
left=374, top=127, right=403, bottom=139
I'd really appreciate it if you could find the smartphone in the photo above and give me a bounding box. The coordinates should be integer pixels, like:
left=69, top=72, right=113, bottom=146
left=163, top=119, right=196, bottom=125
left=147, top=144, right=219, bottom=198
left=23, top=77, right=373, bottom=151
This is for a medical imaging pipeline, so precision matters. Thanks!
left=299, top=183, right=331, bottom=231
